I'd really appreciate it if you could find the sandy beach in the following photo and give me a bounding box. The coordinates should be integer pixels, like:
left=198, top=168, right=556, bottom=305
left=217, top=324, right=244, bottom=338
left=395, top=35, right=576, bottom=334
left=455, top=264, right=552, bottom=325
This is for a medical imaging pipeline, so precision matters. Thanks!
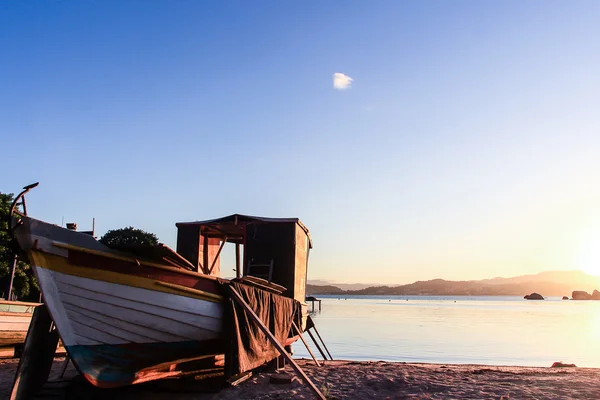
left=1, top=356, right=599, bottom=399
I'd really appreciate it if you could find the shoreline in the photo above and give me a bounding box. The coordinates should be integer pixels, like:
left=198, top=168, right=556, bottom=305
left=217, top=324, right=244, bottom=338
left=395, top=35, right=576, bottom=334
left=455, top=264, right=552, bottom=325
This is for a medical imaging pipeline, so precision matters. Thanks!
left=2, top=356, right=599, bottom=399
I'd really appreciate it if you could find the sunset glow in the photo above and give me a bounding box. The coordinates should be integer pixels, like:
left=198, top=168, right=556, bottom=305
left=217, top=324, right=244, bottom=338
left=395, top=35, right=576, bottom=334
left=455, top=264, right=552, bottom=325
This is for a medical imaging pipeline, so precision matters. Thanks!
left=2, top=2, right=600, bottom=285
left=578, top=234, right=600, bottom=277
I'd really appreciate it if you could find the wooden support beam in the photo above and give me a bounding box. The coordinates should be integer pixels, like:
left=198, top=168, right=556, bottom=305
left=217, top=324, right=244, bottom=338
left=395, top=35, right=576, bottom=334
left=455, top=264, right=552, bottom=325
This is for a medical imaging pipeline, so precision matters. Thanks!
left=235, top=243, right=241, bottom=279
left=292, top=321, right=320, bottom=367
left=306, top=328, right=329, bottom=361
left=59, top=355, right=70, bottom=378
left=155, top=281, right=223, bottom=302
left=202, top=234, right=209, bottom=275
left=208, top=237, right=227, bottom=275
left=52, top=242, right=218, bottom=281
left=228, top=286, right=326, bottom=400
left=226, top=371, right=252, bottom=387
left=10, top=305, right=59, bottom=400
left=308, top=316, right=333, bottom=361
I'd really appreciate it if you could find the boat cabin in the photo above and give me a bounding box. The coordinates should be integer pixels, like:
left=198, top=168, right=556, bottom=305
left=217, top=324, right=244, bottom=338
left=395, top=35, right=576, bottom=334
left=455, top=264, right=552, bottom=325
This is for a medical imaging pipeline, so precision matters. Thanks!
left=175, top=214, right=312, bottom=304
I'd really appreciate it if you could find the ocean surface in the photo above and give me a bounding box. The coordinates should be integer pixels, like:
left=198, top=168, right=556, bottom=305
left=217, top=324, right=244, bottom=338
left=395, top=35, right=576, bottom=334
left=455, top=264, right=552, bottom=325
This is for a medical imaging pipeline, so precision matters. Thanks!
left=292, top=295, right=600, bottom=368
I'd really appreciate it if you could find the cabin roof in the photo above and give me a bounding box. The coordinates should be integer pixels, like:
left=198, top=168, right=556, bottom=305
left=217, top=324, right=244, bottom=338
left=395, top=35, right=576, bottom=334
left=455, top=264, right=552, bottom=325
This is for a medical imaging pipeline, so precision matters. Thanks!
left=176, top=214, right=312, bottom=248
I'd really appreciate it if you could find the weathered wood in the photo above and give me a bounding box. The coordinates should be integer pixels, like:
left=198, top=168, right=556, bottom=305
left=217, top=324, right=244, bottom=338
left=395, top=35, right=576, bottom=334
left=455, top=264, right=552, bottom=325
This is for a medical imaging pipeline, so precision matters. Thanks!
left=202, top=234, right=209, bottom=275
left=237, top=276, right=285, bottom=294
left=306, top=328, right=329, bottom=361
left=59, top=355, right=70, bottom=378
left=10, top=304, right=59, bottom=400
left=241, top=276, right=286, bottom=292
left=226, top=370, right=252, bottom=387
left=0, top=332, right=28, bottom=348
left=208, top=238, right=227, bottom=275
left=309, top=316, right=333, bottom=360
left=228, top=286, right=326, bottom=400
left=292, top=321, right=320, bottom=366
left=154, top=281, right=223, bottom=302
left=235, top=243, right=241, bottom=278
left=175, top=224, right=202, bottom=272
left=52, top=242, right=219, bottom=281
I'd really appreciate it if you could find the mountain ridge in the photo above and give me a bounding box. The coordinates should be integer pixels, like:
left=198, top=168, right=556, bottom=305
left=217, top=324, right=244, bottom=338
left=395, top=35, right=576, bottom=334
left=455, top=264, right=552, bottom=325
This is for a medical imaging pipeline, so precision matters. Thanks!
left=307, top=270, right=600, bottom=296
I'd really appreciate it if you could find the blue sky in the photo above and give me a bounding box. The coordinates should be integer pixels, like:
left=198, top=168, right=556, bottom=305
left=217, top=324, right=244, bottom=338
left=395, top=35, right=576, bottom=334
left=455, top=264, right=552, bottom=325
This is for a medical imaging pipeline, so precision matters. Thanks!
left=2, top=1, right=600, bottom=283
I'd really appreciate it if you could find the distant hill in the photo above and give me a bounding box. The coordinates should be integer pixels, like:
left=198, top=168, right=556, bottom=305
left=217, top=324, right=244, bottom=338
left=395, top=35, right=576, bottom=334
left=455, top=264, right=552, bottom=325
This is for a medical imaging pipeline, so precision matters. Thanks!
left=307, top=280, right=374, bottom=291
left=479, top=270, right=598, bottom=287
left=306, top=284, right=346, bottom=295
left=306, top=271, right=600, bottom=297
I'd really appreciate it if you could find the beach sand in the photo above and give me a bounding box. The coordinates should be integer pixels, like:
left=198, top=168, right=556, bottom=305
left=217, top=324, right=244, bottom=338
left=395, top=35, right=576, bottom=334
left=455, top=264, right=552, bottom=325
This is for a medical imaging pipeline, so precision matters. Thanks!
left=1, top=356, right=599, bottom=399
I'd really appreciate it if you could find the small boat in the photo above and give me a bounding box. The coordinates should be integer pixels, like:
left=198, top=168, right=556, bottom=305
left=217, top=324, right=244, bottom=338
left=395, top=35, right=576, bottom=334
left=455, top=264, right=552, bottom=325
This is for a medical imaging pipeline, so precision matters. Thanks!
left=9, top=183, right=311, bottom=388
left=0, top=300, right=39, bottom=347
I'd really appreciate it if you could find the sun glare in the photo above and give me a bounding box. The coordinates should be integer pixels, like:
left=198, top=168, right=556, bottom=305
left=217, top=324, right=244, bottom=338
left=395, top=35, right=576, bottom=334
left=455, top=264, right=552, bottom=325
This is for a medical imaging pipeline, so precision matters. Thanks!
left=578, top=238, right=600, bottom=276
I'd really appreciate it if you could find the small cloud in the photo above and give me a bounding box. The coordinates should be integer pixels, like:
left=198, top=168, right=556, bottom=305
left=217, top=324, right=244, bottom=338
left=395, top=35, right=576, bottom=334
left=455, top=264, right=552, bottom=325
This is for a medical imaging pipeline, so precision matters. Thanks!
left=333, top=72, right=353, bottom=90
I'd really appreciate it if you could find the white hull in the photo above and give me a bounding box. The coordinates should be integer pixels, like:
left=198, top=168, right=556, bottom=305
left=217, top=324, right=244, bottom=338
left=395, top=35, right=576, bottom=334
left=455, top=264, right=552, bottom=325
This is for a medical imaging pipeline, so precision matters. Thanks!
left=35, top=266, right=224, bottom=347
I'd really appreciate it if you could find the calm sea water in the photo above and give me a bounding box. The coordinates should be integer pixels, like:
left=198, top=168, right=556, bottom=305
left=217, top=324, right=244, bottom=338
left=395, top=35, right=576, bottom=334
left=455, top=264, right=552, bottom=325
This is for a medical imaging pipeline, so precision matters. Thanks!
left=293, top=295, right=600, bottom=368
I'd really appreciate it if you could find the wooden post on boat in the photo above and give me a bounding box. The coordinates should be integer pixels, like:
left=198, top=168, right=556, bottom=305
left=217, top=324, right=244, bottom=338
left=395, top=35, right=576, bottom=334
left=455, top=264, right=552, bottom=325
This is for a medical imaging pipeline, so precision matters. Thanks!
left=228, top=286, right=327, bottom=400
left=292, top=321, right=320, bottom=367
left=234, top=215, right=241, bottom=279
left=235, top=243, right=241, bottom=279
left=10, top=304, right=59, bottom=400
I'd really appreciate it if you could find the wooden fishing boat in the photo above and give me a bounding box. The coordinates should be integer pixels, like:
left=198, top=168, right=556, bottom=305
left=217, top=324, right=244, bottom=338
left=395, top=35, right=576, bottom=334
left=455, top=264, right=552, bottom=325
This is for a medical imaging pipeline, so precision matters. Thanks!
left=8, top=184, right=311, bottom=388
left=0, top=300, right=39, bottom=347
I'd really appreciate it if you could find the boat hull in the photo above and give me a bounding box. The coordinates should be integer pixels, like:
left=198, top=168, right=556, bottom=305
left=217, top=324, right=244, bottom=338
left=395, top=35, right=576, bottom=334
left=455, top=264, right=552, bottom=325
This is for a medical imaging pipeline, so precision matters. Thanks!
left=12, top=215, right=304, bottom=388
left=0, top=301, right=37, bottom=347
left=30, top=252, right=225, bottom=388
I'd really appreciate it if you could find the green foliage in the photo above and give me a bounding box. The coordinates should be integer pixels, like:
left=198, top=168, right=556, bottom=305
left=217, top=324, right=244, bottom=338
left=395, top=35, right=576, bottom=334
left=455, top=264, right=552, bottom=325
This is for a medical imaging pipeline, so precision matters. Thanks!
left=99, top=227, right=159, bottom=247
left=0, top=192, right=39, bottom=300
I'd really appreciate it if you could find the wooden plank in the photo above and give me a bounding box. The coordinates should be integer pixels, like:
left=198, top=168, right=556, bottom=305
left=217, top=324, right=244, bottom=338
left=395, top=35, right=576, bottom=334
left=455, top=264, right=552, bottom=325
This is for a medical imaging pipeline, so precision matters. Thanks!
left=52, top=242, right=219, bottom=281
left=159, top=245, right=197, bottom=270
left=226, top=370, right=252, bottom=387
left=236, top=277, right=284, bottom=294
left=59, top=355, right=70, bottom=378
left=228, top=286, right=326, bottom=400
left=306, top=328, right=329, bottom=361
left=308, top=316, right=333, bottom=360
left=202, top=234, right=209, bottom=275
left=240, top=276, right=286, bottom=292
left=36, top=267, right=223, bottom=348
left=292, top=321, right=320, bottom=366
left=47, top=267, right=223, bottom=325
left=208, top=238, right=227, bottom=275
left=0, top=332, right=27, bottom=347
left=0, top=312, right=35, bottom=318
left=155, top=281, right=224, bottom=302
left=235, top=244, right=241, bottom=279
left=10, top=305, right=59, bottom=400
left=0, top=300, right=41, bottom=307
